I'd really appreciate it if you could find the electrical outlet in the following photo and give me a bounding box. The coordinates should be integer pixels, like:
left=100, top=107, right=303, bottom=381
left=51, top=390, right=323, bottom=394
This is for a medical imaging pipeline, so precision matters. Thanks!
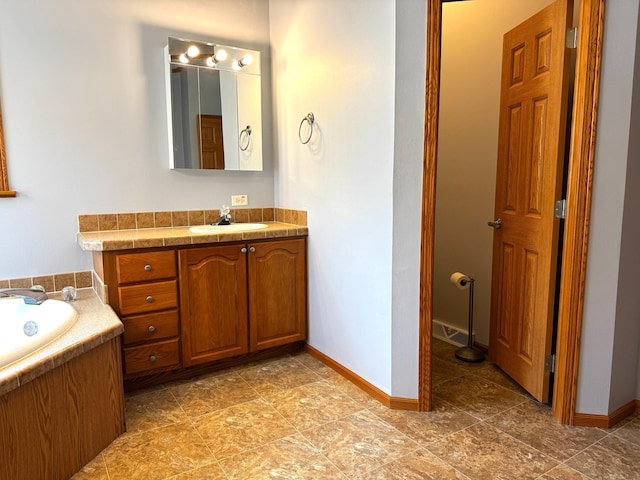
left=231, top=194, right=248, bottom=206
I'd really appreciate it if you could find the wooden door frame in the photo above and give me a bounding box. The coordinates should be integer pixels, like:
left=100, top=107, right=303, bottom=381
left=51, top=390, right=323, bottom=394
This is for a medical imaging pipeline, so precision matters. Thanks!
left=418, top=0, right=605, bottom=424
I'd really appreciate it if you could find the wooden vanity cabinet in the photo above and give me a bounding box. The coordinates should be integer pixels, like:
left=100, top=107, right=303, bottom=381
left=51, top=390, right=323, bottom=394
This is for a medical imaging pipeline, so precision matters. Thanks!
left=248, top=238, right=307, bottom=351
left=179, top=244, right=249, bottom=366
left=101, top=250, right=181, bottom=376
left=97, top=237, right=307, bottom=379
left=179, top=238, right=307, bottom=365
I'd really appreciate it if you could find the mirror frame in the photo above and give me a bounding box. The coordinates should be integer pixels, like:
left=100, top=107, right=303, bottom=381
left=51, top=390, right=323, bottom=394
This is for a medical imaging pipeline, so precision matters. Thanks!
left=0, top=96, right=16, bottom=197
left=165, top=37, right=263, bottom=171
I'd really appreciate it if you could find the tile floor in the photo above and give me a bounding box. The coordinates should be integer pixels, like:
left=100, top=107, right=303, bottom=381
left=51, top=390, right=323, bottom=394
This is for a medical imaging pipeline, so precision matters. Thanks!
left=73, top=340, right=640, bottom=479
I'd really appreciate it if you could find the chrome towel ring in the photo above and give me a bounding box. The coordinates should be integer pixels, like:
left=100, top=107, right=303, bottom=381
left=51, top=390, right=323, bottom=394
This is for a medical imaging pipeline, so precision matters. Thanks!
left=239, top=125, right=252, bottom=151
left=298, top=112, right=315, bottom=144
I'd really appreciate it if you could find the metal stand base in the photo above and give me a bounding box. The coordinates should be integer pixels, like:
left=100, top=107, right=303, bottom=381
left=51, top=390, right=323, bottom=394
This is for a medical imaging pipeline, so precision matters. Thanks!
left=455, top=346, right=485, bottom=363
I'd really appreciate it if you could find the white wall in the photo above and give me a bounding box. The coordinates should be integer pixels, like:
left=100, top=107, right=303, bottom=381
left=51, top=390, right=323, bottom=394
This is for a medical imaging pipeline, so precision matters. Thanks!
left=577, top=0, right=640, bottom=414
left=269, top=0, right=397, bottom=394
left=434, top=0, right=553, bottom=345
left=0, top=0, right=274, bottom=279
left=391, top=0, right=426, bottom=398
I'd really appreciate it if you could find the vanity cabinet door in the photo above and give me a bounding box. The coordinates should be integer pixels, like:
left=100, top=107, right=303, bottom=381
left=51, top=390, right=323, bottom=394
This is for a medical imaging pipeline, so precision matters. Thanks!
left=248, top=238, right=307, bottom=351
left=179, top=245, right=249, bottom=366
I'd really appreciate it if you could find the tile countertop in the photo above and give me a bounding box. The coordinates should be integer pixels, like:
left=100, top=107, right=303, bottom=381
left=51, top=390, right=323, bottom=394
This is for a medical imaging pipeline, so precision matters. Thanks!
left=76, top=221, right=309, bottom=252
left=0, top=288, right=123, bottom=396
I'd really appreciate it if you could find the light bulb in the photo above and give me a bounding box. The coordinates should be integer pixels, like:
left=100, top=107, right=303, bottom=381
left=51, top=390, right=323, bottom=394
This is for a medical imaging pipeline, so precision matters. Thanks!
left=214, top=49, right=227, bottom=62
left=179, top=53, right=189, bottom=63
left=206, top=56, right=216, bottom=67
left=239, top=54, right=253, bottom=67
left=186, top=45, right=200, bottom=58
left=232, top=60, right=241, bottom=71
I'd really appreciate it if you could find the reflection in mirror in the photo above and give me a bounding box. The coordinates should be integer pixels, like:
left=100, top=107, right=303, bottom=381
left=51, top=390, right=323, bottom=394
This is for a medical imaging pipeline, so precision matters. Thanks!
left=0, top=93, right=16, bottom=197
left=165, top=37, right=262, bottom=171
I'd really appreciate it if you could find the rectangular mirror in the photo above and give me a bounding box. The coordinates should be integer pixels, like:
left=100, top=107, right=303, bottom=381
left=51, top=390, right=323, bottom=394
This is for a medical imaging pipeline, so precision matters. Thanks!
left=165, top=37, right=262, bottom=171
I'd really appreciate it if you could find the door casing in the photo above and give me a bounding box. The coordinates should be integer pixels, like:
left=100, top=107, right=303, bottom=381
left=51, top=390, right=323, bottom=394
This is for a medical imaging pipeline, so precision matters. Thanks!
left=418, top=0, right=605, bottom=424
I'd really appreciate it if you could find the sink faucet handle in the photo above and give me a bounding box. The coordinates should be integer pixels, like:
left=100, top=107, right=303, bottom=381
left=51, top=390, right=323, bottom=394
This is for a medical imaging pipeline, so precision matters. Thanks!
left=220, top=204, right=231, bottom=218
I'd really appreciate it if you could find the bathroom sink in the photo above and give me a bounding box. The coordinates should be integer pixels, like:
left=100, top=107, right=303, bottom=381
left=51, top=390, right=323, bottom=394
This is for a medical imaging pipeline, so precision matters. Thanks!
left=189, top=223, right=269, bottom=234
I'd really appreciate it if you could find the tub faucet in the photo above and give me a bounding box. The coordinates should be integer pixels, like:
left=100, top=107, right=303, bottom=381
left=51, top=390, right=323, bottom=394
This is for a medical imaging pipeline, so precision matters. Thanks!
left=0, top=288, right=49, bottom=305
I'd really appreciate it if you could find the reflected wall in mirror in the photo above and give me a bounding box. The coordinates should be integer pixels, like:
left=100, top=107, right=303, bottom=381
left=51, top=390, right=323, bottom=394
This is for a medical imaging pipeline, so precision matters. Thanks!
left=165, top=37, right=263, bottom=171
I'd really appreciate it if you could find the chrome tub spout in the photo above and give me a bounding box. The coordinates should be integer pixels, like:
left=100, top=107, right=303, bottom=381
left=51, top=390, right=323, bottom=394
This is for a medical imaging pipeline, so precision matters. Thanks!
left=0, top=288, right=49, bottom=305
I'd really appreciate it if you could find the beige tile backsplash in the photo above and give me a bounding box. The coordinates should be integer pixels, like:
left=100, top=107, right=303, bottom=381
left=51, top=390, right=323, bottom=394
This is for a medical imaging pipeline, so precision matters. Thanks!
left=0, top=271, right=93, bottom=293
left=1, top=207, right=307, bottom=296
left=78, top=207, right=307, bottom=233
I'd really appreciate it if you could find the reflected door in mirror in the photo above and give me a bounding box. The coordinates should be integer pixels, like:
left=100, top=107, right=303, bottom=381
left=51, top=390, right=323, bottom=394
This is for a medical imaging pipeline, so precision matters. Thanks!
left=198, top=115, right=225, bottom=169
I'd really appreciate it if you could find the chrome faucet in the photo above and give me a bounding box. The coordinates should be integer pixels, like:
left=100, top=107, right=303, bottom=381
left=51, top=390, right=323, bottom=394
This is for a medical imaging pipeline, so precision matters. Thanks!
left=0, top=288, right=49, bottom=305
left=216, top=204, right=232, bottom=225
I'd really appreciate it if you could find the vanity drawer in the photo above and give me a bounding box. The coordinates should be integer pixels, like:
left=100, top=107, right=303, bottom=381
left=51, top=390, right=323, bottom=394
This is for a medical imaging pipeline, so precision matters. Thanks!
left=116, top=251, right=176, bottom=284
left=118, top=280, right=178, bottom=316
left=123, top=338, right=180, bottom=375
left=122, top=310, right=179, bottom=345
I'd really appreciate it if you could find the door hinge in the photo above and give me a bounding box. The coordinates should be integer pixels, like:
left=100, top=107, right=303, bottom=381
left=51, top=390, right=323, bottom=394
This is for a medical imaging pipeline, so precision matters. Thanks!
left=566, top=27, right=578, bottom=49
left=545, top=354, right=556, bottom=373
left=555, top=199, right=566, bottom=219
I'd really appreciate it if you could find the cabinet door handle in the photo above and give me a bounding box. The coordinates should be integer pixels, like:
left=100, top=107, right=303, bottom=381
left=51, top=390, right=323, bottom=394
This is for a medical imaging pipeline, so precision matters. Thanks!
left=148, top=325, right=156, bottom=333
left=149, top=355, right=157, bottom=362
left=144, top=264, right=152, bottom=271
left=241, top=247, right=247, bottom=254
left=249, top=246, right=256, bottom=253
left=146, top=295, right=154, bottom=303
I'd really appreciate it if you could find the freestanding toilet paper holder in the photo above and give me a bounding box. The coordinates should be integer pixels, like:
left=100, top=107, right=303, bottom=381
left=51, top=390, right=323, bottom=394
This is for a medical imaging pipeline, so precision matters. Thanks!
left=454, top=275, right=485, bottom=363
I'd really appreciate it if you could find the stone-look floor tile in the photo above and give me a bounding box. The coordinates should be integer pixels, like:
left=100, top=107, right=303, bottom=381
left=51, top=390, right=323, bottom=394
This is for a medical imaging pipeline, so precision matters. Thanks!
left=218, top=434, right=345, bottom=479
left=433, top=374, right=528, bottom=420
left=540, top=464, right=594, bottom=480
left=302, top=409, right=419, bottom=477
left=237, top=355, right=323, bottom=395
left=124, top=389, right=188, bottom=435
left=265, top=380, right=363, bottom=430
left=566, top=435, right=640, bottom=480
left=486, top=400, right=607, bottom=461
left=471, top=362, right=529, bottom=394
left=102, top=422, right=214, bottom=479
left=368, top=396, right=479, bottom=447
left=193, top=398, right=296, bottom=459
left=432, top=339, right=459, bottom=358
left=166, top=461, right=228, bottom=479
left=427, top=423, right=558, bottom=479
left=612, top=414, right=640, bottom=446
left=169, top=371, right=259, bottom=417
left=432, top=357, right=467, bottom=386
left=290, top=351, right=341, bottom=378
left=323, top=374, right=384, bottom=409
left=353, top=449, right=469, bottom=480
left=71, top=453, right=109, bottom=480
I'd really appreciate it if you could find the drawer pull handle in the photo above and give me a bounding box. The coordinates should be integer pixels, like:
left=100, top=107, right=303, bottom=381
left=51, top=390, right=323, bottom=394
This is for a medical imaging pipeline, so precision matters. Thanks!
left=249, top=246, right=256, bottom=253
left=149, top=355, right=157, bottom=362
left=144, top=264, right=152, bottom=271
left=148, top=325, right=156, bottom=333
left=241, top=247, right=247, bottom=254
left=146, top=295, right=154, bottom=303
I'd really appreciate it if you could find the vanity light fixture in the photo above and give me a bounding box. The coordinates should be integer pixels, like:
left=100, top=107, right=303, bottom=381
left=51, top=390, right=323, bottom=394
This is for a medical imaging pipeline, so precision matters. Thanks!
left=239, top=54, right=253, bottom=67
left=179, top=44, right=201, bottom=64
left=186, top=44, right=200, bottom=58
left=232, top=54, right=254, bottom=71
left=205, top=48, right=228, bottom=67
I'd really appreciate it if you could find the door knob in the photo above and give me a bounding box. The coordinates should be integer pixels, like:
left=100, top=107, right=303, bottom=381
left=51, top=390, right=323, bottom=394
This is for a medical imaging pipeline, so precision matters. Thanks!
left=487, top=218, right=502, bottom=229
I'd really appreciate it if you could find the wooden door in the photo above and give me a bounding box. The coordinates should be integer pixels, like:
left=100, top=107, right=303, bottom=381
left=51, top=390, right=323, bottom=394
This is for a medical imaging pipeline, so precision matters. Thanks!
left=489, top=0, right=572, bottom=403
left=179, top=245, right=248, bottom=366
left=198, top=114, right=225, bottom=170
left=248, top=239, right=307, bottom=351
